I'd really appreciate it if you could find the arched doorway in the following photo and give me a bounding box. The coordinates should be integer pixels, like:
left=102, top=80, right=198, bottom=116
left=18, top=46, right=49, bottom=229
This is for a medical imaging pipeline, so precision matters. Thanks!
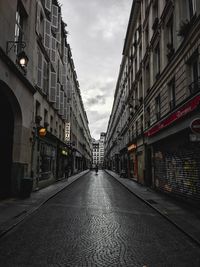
left=0, top=89, right=14, bottom=198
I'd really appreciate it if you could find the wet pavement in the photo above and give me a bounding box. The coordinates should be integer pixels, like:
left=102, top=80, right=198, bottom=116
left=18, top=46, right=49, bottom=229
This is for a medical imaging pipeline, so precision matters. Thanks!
left=0, top=170, right=200, bottom=266
left=106, top=170, right=200, bottom=246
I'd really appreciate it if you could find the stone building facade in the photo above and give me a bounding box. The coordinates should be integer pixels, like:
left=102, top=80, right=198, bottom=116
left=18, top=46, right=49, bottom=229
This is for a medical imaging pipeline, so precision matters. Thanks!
left=105, top=0, right=200, bottom=203
left=0, top=0, right=92, bottom=198
left=92, top=133, right=106, bottom=168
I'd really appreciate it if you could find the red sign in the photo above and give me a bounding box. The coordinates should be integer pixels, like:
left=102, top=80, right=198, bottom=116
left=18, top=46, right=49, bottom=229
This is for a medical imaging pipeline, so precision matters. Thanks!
left=190, top=118, right=200, bottom=134
left=145, top=95, right=200, bottom=137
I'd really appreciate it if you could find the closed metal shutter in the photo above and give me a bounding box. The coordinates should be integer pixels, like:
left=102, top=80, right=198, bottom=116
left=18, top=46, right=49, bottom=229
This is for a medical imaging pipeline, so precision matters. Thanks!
left=154, top=143, right=200, bottom=201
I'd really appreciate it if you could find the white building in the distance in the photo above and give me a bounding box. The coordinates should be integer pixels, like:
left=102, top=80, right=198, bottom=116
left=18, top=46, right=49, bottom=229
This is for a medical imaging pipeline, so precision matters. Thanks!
left=92, top=132, right=106, bottom=168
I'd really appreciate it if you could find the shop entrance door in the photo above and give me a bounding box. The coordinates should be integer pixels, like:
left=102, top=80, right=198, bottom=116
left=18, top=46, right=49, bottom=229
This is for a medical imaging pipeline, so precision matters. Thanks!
left=0, top=90, right=14, bottom=198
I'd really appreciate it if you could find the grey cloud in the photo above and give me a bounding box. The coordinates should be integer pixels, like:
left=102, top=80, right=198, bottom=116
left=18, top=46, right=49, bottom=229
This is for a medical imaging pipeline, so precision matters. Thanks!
left=60, top=0, right=132, bottom=139
left=86, top=95, right=106, bottom=106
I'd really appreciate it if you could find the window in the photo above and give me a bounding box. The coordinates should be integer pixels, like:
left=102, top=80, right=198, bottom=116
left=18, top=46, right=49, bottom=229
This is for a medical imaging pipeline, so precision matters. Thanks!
left=145, top=24, right=149, bottom=49
left=155, top=94, right=161, bottom=120
left=136, top=121, right=138, bottom=136
left=188, top=53, right=200, bottom=94
left=43, top=58, right=49, bottom=94
left=144, top=0, right=149, bottom=13
left=168, top=78, right=176, bottom=110
left=146, top=106, right=150, bottom=127
left=15, top=1, right=26, bottom=53
left=50, top=115, right=53, bottom=133
left=145, top=63, right=150, bottom=94
left=140, top=115, right=143, bottom=133
left=153, top=0, right=158, bottom=18
left=36, top=2, right=45, bottom=38
left=189, top=0, right=196, bottom=18
left=135, top=56, right=137, bottom=77
left=44, top=109, right=48, bottom=125
left=154, top=42, right=160, bottom=79
left=166, top=16, right=174, bottom=61
left=35, top=101, right=41, bottom=117
left=35, top=101, right=42, bottom=124
left=139, top=44, right=142, bottom=63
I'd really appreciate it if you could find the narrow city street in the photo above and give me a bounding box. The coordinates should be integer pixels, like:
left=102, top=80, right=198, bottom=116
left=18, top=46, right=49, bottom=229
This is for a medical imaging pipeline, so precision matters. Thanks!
left=0, top=171, right=200, bottom=267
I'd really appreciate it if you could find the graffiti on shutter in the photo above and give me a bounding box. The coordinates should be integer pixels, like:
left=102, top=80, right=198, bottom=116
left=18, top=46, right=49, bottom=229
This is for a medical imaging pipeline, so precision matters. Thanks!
left=59, top=90, right=64, bottom=116
left=54, top=83, right=60, bottom=110
left=43, top=58, right=48, bottom=94
left=154, top=143, right=200, bottom=201
left=44, top=19, right=51, bottom=50
left=49, top=72, right=56, bottom=102
left=37, top=49, right=43, bottom=88
left=45, top=0, right=52, bottom=13
left=51, top=4, right=58, bottom=29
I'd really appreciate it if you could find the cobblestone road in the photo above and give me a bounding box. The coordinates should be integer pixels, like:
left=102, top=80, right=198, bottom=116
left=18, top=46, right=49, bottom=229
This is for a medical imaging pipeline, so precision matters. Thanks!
left=0, top=171, right=200, bottom=267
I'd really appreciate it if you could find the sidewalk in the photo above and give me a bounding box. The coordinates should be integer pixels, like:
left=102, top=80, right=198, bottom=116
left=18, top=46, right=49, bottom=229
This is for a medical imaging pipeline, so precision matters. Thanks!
left=0, top=170, right=89, bottom=238
left=105, top=170, right=200, bottom=246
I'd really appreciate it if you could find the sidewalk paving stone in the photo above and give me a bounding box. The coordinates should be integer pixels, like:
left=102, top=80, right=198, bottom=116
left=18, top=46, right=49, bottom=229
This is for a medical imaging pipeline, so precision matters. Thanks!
left=0, top=170, right=89, bottom=238
left=105, top=169, right=200, bottom=246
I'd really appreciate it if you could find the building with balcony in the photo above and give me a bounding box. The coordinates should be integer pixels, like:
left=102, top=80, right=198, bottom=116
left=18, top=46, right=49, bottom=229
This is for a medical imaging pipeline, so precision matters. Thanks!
left=0, top=0, right=92, bottom=198
left=105, top=0, right=200, bottom=203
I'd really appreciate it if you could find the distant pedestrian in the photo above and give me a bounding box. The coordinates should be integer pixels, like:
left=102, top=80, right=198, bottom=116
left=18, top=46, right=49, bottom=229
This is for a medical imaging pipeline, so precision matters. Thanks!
left=64, top=165, right=69, bottom=179
left=95, top=164, right=98, bottom=174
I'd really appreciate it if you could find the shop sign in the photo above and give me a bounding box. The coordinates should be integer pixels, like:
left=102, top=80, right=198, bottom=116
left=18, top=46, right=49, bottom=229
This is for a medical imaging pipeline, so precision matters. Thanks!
left=145, top=95, right=200, bottom=137
left=190, top=118, right=200, bottom=134
left=128, top=144, right=137, bottom=151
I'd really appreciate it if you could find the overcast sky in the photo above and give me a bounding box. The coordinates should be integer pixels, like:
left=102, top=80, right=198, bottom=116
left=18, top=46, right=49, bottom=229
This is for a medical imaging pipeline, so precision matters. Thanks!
left=60, top=0, right=132, bottom=140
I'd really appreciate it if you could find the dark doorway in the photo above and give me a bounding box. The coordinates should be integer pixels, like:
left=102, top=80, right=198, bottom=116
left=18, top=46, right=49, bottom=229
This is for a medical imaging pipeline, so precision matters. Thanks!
left=0, top=89, right=14, bottom=198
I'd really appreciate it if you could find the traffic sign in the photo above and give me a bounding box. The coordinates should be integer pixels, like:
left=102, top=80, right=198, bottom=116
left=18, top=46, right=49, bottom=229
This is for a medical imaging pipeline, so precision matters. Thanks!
left=190, top=118, right=200, bottom=134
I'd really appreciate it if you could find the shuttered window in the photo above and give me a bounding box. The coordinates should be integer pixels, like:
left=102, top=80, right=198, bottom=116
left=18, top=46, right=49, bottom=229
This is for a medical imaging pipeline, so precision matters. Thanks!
left=56, top=13, right=61, bottom=44
left=49, top=72, right=57, bottom=102
left=62, top=64, right=67, bottom=87
left=51, top=4, right=58, bottom=29
left=43, top=58, right=49, bottom=95
left=54, top=83, right=60, bottom=110
left=63, top=96, right=68, bottom=120
left=44, top=19, right=51, bottom=50
left=51, top=36, right=57, bottom=63
left=45, top=0, right=52, bottom=13
left=37, top=49, right=43, bottom=88
left=64, top=46, right=68, bottom=64
left=59, top=90, right=64, bottom=115
left=36, top=2, right=45, bottom=38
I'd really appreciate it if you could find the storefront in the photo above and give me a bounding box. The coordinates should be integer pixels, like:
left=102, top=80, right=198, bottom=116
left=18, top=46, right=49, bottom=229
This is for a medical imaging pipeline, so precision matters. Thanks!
left=32, top=131, right=57, bottom=190
left=153, top=129, right=200, bottom=201
left=119, top=147, right=128, bottom=177
left=127, top=143, right=137, bottom=180
left=57, top=144, right=70, bottom=179
left=145, top=95, right=200, bottom=202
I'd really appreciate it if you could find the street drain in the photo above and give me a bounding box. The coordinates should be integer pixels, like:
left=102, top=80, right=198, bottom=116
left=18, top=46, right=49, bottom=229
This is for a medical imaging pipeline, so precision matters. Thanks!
left=146, top=199, right=157, bottom=204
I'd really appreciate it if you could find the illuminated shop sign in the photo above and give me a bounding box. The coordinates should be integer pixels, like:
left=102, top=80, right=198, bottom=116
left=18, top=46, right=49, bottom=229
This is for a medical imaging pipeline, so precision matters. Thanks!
left=128, top=144, right=137, bottom=151
left=145, top=95, right=200, bottom=137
